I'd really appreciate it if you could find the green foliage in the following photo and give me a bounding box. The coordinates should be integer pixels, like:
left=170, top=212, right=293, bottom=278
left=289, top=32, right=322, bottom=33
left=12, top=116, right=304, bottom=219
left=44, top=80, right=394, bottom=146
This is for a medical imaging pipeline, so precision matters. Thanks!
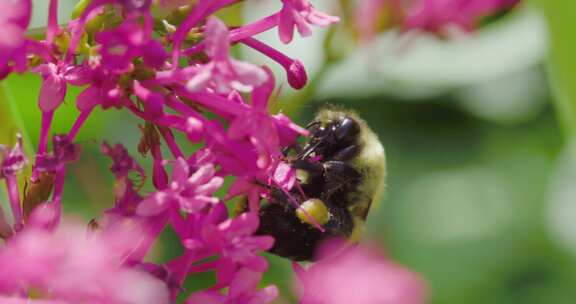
left=534, top=1, right=576, bottom=141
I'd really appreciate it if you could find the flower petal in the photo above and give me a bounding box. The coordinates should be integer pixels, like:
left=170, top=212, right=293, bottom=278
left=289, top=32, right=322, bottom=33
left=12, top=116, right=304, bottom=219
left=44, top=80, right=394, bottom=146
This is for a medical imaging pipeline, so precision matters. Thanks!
left=76, top=86, right=102, bottom=111
left=136, top=192, right=171, bottom=216
left=229, top=268, right=261, bottom=299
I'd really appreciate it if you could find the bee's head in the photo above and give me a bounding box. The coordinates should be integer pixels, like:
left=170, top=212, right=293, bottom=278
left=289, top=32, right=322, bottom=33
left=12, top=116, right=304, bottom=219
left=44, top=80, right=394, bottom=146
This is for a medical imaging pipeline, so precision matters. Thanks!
left=303, top=115, right=360, bottom=160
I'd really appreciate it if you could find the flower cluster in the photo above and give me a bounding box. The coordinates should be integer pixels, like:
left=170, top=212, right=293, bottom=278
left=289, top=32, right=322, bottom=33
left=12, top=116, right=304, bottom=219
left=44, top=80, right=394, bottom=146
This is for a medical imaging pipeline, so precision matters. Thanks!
left=0, top=0, right=424, bottom=303
left=294, top=241, right=428, bottom=304
left=355, top=0, right=521, bottom=40
left=0, top=213, right=170, bottom=304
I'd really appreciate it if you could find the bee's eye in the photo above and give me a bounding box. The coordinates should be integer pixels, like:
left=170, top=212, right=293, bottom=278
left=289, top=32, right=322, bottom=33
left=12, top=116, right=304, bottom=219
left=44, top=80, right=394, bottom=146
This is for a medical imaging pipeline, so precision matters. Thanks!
left=335, top=117, right=359, bottom=143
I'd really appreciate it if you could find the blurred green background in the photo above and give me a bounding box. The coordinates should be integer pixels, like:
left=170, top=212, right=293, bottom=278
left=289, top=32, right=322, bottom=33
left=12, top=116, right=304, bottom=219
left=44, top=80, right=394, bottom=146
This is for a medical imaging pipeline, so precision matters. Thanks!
left=2, top=1, right=576, bottom=303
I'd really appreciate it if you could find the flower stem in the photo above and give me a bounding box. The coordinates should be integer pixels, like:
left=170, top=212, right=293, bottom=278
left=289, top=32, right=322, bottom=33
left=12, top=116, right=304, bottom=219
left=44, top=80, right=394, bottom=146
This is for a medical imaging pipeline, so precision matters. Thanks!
left=172, top=0, right=239, bottom=64
left=69, top=109, right=93, bottom=141
left=182, top=13, right=279, bottom=56
left=37, top=111, right=54, bottom=157
left=5, top=175, right=23, bottom=230
left=50, top=168, right=66, bottom=225
left=128, top=213, right=170, bottom=262
left=158, top=127, right=184, bottom=158
left=47, top=0, right=60, bottom=44
left=0, top=202, right=13, bottom=239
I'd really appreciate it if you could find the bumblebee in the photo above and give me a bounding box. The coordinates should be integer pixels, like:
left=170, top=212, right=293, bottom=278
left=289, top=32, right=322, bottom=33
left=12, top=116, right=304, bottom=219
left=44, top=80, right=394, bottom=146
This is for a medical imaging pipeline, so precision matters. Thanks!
left=255, top=106, right=386, bottom=261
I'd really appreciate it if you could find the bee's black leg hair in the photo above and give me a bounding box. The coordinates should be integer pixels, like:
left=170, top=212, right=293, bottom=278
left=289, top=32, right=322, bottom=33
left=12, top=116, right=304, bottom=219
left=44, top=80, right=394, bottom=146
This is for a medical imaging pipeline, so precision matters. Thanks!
left=256, top=202, right=322, bottom=261
left=322, top=160, right=362, bottom=195
left=298, top=140, right=323, bottom=159
left=268, top=186, right=306, bottom=210
left=246, top=180, right=299, bottom=210
left=332, top=144, right=359, bottom=161
left=292, top=159, right=324, bottom=175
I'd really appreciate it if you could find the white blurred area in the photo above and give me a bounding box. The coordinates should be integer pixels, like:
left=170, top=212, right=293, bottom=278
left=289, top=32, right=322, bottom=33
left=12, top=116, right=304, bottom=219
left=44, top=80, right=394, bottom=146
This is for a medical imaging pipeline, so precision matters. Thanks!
left=455, top=67, right=548, bottom=124
left=318, top=7, right=549, bottom=124
left=243, top=3, right=548, bottom=124
left=318, top=8, right=546, bottom=96
left=30, top=0, right=78, bottom=29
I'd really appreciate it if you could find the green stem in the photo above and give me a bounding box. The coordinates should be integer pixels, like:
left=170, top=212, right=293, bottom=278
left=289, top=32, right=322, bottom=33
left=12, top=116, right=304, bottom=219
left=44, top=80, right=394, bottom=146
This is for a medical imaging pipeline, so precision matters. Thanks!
left=545, top=62, right=576, bottom=142
left=533, top=0, right=576, bottom=146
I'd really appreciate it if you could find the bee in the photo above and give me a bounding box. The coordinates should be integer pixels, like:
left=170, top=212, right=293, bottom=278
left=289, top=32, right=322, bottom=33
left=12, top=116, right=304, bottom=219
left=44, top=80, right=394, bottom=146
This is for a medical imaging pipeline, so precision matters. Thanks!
left=255, top=106, right=386, bottom=261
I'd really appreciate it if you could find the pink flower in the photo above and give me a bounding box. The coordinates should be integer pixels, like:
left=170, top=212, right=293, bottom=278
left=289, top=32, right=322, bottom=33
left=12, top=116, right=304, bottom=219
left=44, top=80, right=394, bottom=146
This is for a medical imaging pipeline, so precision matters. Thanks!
left=120, top=0, right=153, bottom=11
left=75, top=65, right=124, bottom=111
left=294, top=242, right=428, bottom=304
left=0, top=0, right=341, bottom=301
left=0, top=135, right=27, bottom=178
left=35, top=135, right=81, bottom=173
left=96, top=20, right=167, bottom=72
left=355, top=0, right=387, bottom=41
left=0, top=218, right=170, bottom=303
left=157, top=0, right=191, bottom=8
left=278, top=0, right=340, bottom=44
left=217, top=68, right=305, bottom=206
left=133, top=80, right=165, bottom=118
left=203, top=212, right=274, bottom=272
left=137, top=158, right=224, bottom=216
left=33, top=63, right=68, bottom=113
left=101, top=142, right=144, bottom=180
left=404, top=0, right=520, bottom=34
left=0, top=135, right=27, bottom=231
left=186, top=268, right=278, bottom=304
left=228, top=67, right=282, bottom=170
left=162, top=203, right=275, bottom=300
left=100, top=142, right=145, bottom=216
left=0, top=0, right=31, bottom=77
left=168, top=210, right=275, bottom=300
left=241, top=37, right=308, bottom=89
left=185, top=17, right=268, bottom=94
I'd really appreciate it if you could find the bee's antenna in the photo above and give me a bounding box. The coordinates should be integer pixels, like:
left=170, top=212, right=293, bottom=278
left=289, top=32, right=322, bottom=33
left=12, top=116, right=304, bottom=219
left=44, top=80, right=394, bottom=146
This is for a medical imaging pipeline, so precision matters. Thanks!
left=297, top=140, right=322, bottom=160
left=305, top=121, right=320, bottom=130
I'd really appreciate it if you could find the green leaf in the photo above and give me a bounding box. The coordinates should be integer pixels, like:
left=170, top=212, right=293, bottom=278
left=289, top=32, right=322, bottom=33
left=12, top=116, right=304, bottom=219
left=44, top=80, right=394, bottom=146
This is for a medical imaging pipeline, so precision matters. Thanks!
left=0, top=81, right=33, bottom=158
left=0, top=80, right=34, bottom=208
left=533, top=1, right=576, bottom=141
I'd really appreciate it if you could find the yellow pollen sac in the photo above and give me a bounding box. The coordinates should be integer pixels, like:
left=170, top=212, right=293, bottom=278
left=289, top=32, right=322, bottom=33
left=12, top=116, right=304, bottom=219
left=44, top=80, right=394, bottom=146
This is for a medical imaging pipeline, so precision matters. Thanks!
left=296, top=199, right=330, bottom=226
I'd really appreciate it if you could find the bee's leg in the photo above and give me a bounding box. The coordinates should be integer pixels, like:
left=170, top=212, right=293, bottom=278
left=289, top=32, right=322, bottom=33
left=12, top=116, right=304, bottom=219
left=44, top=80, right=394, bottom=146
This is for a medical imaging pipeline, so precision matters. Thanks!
left=322, top=161, right=362, bottom=195
left=257, top=202, right=322, bottom=261
left=292, top=159, right=325, bottom=198
left=292, top=159, right=324, bottom=175
left=332, top=144, right=359, bottom=161
left=323, top=161, right=361, bottom=182
left=297, top=140, right=323, bottom=159
left=323, top=203, right=355, bottom=238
